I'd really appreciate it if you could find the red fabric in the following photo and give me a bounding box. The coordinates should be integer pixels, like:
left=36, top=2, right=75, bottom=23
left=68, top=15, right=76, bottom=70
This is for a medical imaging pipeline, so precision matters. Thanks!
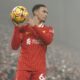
left=14, top=70, right=31, bottom=80
left=11, top=24, right=54, bottom=71
left=14, top=70, right=46, bottom=80
left=33, top=25, right=54, bottom=45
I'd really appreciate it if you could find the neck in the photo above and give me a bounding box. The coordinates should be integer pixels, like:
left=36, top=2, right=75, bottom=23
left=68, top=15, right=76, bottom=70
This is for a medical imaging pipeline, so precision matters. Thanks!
left=33, top=16, right=42, bottom=25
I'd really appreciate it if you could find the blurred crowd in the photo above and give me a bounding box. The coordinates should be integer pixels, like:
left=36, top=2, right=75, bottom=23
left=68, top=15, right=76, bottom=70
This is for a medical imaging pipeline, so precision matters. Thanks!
left=0, top=25, right=80, bottom=80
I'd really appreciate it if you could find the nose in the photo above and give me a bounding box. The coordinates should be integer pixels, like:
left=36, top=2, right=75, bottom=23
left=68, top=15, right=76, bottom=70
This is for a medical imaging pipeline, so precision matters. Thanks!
left=45, top=13, right=48, bottom=18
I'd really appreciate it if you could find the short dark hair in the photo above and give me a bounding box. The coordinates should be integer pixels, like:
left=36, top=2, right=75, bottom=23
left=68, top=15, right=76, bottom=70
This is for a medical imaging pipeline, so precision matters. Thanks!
left=32, top=4, right=46, bottom=14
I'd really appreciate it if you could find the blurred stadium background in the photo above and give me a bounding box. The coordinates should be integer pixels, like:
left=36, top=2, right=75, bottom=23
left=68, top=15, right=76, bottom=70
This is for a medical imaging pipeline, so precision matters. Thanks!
left=0, top=0, right=80, bottom=80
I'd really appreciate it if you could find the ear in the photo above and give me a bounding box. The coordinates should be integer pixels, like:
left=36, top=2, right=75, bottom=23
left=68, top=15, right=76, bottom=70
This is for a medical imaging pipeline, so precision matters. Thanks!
left=34, top=10, right=38, bottom=16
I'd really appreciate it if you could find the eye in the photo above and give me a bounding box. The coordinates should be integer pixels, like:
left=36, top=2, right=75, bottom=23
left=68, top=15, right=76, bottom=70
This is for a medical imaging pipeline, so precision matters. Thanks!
left=43, top=10, right=48, bottom=14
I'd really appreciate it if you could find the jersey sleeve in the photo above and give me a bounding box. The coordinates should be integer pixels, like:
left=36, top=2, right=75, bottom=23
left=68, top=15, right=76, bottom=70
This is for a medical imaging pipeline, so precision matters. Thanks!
left=11, top=26, right=23, bottom=50
left=32, top=25, right=54, bottom=45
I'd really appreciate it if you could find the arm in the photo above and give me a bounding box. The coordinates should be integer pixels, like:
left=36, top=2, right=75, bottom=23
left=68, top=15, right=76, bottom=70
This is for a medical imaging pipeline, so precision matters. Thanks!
left=27, top=18, right=54, bottom=45
left=32, top=25, right=54, bottom=45
left=11, top=26, right=23, bottom=50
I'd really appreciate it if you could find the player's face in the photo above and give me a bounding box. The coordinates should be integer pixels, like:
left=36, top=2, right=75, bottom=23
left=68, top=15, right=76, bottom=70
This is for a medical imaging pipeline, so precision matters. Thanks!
left=35, top=7, right=48, bottom=22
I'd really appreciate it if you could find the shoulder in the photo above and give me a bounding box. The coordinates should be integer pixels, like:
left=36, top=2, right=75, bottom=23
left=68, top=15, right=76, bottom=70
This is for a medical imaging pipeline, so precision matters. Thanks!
left=44, top=25, right=55, bottom=33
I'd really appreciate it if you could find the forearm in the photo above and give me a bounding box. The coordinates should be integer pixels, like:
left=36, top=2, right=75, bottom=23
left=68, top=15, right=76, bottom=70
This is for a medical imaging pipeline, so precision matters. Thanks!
left=32, top=25, right=54, bottom=45
left=11, top=26, right=23, bottom=50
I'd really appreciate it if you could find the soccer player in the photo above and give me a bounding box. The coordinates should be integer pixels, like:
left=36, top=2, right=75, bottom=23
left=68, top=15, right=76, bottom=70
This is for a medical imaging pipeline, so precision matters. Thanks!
left=11, top=4, right=54, bottom=80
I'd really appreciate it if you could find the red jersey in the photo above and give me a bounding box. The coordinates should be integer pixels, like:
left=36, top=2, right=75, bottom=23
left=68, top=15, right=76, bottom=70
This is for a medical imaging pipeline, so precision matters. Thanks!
left=11, top=24, right=54, bottom=72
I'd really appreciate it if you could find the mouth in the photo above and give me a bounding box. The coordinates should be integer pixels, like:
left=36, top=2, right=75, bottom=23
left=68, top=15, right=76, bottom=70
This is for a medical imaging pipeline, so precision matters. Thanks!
left=43, top=17, right=47, bottom=20
left=42, top=18, right=46, bottom=22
